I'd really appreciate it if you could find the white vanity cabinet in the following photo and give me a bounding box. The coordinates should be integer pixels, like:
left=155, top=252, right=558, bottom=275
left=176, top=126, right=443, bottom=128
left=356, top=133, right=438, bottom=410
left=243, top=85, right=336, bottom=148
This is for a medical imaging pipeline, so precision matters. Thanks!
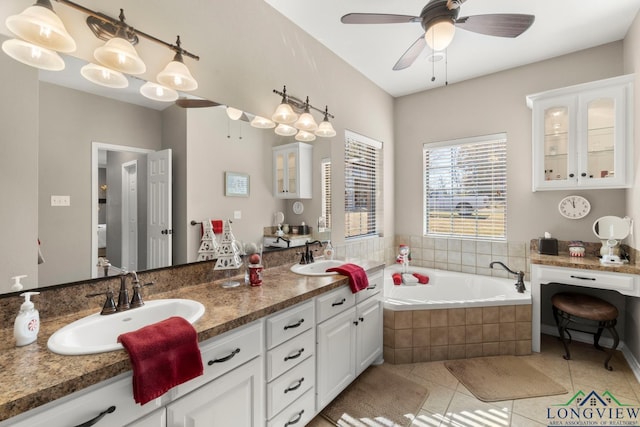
left=316, top=270, right=383, bottom=410
left=527, top=74, right=633, bottom=191
left=273, top=142, right=312, bottom=199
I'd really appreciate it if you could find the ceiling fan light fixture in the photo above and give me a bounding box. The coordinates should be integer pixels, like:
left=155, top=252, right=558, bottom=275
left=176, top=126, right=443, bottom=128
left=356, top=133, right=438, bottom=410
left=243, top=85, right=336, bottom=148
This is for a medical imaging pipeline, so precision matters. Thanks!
left=226, top=106, right=244, bottom=121
left=250, top=115, right=276, bottom=129
left=1, top=38, right=64, bottom=71
left=5, top=0, right=76, bottom=53
left=140, top=81, right=178, bottom=102
left=81, top=62, right=128, bottom=88
left=424, top=19, right=455, bottom=51
left=274, top=123, right=298, bottom=136
left=94, top=36, right=146, bottom=75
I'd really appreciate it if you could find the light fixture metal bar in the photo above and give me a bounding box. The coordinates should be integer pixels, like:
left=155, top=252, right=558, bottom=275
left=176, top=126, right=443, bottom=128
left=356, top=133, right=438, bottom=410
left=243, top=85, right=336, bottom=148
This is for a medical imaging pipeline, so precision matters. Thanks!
left=272, top=88, right=334, bottom=119
left=53, top=0, right=200, bottom=60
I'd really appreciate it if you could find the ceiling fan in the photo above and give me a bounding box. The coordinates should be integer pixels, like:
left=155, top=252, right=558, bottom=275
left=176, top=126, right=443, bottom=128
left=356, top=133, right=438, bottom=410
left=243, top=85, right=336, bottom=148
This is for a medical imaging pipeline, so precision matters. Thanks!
left=175, top=98, right=252, bottom=122
left=341, top=0, right=535, bottom=71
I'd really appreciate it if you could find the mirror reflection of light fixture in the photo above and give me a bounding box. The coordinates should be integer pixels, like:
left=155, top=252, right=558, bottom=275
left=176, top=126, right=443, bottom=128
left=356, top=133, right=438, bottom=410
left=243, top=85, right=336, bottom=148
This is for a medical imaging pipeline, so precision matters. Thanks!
left=425, top=19, right=455, bottom=51
left=274, top=123, right=298, bottom=136
left=315, top=106, right=337, bottom=137
left=250, top=115, right=276, bottom=129
left=295, top=130, right=316, bottom=142
left=226, top=106, right=244, bottom=121
left=269, top=86, right=336, bottom=140
left=157, top=36, right=198, bottom=91
left=139, top=81, right=178, bottom=102
left=80, top=62, right=128, bottom=88
left=1, top=38, right=64, bottom=70
left=293, top=97, right=318, bottom=132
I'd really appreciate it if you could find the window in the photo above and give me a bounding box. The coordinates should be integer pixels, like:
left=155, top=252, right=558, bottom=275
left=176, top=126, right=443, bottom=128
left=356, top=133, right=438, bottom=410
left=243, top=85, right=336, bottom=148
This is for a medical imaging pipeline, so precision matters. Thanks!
left=345, top=130, right=382, bottom=238
left=321, top=158, right=332, bottom=230
left=423, top=133, right=507, bottom=240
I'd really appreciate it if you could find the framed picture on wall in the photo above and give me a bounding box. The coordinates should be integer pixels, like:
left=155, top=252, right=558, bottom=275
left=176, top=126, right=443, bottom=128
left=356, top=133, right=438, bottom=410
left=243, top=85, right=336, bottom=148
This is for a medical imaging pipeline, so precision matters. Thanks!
left=225, top=171, right=250, bottom=197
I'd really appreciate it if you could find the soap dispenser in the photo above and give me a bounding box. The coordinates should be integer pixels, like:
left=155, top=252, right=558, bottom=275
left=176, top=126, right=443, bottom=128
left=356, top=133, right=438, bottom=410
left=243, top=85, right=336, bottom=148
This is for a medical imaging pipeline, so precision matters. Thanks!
left=324, top=240, right=334, bottom=260
left=10, top=275, right=27, bottom=292
left=14, top=291, right=40, bottom=346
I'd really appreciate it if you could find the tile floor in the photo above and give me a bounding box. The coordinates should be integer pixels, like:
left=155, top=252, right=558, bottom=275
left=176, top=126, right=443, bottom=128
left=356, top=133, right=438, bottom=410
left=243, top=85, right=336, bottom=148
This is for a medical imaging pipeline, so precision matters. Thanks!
left=308, top=334, right=640, bottom=426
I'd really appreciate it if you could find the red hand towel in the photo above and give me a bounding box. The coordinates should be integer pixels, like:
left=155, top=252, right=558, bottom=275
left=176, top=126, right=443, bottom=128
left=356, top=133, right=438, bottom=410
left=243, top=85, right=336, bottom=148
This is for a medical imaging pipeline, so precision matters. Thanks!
left=413, top=273, right=429, bottom=284
left=392, top=273, right=402, bottom=286
left=118, top=316, right=203, bottom=405
left=200, top=219, right=223, bottom=236
left=326, top=263, right=369, bottom=293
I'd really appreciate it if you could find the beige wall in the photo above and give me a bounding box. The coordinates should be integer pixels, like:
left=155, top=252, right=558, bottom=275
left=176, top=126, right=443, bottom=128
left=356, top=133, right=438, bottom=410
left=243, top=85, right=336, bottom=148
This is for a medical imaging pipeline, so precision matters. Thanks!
left=394, top=42, right=627, bottom=243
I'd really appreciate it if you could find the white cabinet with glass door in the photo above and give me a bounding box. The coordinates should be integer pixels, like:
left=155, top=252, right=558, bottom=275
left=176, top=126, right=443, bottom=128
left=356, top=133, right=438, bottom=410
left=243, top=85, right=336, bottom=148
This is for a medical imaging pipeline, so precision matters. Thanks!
left=272, top=142, right=312, bottom=199
left=527, top=74, right=633, bottom=191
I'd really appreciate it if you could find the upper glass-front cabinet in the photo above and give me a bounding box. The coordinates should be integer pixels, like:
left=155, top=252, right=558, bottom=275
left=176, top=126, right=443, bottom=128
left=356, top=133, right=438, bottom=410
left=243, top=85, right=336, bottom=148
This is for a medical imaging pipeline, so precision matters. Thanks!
left=527, top=75, right=633, bottom=191
left=272, top=142, right=312, bottom=199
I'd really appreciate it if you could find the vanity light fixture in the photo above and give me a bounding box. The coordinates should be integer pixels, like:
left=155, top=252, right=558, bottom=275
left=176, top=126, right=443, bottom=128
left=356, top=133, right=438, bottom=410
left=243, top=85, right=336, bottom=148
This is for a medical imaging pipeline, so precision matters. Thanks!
left=2, top=38, right=65, bottom=70
left=267, top=86, right=336, bottom=140
left=250, top=115, right=276, bottom=129
left=93, top=24, right=145, bottom=75
left=80, top=62, right=128, bottom=88
left=156, top=36, right=198, bottom=91
left=139, top=81, right=178, bottom=102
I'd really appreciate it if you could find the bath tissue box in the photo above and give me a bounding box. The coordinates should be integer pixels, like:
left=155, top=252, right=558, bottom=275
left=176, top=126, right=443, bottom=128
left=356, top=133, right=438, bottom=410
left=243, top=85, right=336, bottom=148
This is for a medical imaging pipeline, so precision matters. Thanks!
left=538, top=237, right=558, bottom=255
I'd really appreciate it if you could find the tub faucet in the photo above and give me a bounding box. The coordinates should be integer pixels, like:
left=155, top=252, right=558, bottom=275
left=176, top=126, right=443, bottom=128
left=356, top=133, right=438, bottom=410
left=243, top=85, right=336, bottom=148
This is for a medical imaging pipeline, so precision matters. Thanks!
left=489, top=261, right=526, bottom=293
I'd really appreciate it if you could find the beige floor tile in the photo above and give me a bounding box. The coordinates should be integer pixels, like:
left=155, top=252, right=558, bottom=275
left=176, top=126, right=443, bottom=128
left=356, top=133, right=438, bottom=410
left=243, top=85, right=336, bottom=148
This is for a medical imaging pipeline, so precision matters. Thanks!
left=419, top=382, right=456, bottom=414
left=442, top=392, right=512, bottom=426
left=512, top=393, right=575, bottom=425
left=410, top=361, right=459, bottom=390
left=508, top=413, right=546, bottom=426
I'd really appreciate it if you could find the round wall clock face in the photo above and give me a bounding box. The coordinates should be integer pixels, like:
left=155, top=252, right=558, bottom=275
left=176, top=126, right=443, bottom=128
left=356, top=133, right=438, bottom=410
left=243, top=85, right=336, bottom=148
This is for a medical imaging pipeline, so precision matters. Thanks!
left=558, top=195, right=591, bottom=219
left=293, top=201, right=304, bottom=215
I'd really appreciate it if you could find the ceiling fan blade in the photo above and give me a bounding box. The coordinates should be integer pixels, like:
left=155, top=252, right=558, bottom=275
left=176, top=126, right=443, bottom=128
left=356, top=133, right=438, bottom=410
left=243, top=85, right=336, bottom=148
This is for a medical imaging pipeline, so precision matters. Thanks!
left=393, top=35, right=427, bottom=71
left=175, top=98, right=222, bottom=108
left=341, top=13, right=420, bottom=24
left=455, top=14, right=535, bottom=38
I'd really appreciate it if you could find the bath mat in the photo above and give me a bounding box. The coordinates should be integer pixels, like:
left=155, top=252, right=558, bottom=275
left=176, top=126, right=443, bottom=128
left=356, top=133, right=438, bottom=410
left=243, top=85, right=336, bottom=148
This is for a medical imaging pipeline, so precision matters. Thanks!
left=445, top=355, right=567, bottom=402
left=321, top=364, right=428, bottom=426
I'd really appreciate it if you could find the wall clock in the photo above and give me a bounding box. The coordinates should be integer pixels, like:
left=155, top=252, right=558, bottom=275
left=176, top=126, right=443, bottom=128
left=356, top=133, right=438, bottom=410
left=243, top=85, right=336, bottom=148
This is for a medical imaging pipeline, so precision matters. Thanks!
left=558, top=195, right=591, bottom=219
left=293, top=201, right=304, bottom=215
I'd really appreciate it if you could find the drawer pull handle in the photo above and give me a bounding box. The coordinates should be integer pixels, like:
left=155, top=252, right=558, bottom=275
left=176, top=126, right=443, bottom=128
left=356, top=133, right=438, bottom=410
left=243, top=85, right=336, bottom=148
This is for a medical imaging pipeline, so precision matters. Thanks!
left=208, top=348, right=240, bottom=365
left=332, top=298, right=346, bottom=307
left=284, top=319, right=305, bottom=330
left=284, top=410, right=305, bottom=426
left=73, top=405, right=116, bottom=427
left=284, top=348, right=305, bottom=361
left=367, top=284, right=377, bottom=290
left=284, top=377, right=305, bottom=393
left=570, top=275, right=596, bottom=281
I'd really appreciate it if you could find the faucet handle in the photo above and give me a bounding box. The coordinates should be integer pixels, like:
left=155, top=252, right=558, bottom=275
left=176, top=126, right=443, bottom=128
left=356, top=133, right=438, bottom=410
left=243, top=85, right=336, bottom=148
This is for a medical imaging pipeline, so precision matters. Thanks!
left=130, top=281, right=154, bottom=308
left=86, top=289, right=117, bottom=315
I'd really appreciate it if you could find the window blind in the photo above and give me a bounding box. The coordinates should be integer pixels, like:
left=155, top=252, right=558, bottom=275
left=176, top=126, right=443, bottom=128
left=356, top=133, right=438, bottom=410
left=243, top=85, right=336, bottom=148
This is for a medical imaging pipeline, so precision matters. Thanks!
left=321, top=158, right=332, bottom=230
left=423, top=133, right=507, bottom=240
left=345, top=130, right=382, bottom=239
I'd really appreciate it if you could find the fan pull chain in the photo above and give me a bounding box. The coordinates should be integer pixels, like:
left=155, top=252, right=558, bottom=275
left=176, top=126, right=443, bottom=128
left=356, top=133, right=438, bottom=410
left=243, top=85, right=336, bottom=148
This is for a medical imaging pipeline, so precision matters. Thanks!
left=445, top=48, right=448, bottom=86
left=431, top=53, right=436, bottom=82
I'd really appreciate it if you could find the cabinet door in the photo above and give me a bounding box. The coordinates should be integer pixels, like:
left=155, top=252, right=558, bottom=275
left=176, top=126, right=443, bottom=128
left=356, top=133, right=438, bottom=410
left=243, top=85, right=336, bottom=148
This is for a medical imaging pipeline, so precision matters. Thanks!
left=166, top=357, right=264, bottom=427
left=274, top=150, right=287, bottom=195
left=126, top=408, right=166, bottom=427
left=273, top=148, right=299, bottom=198
left=316, top=307, right=356, bottom=410
left=355, top=298, right=383, bottom=376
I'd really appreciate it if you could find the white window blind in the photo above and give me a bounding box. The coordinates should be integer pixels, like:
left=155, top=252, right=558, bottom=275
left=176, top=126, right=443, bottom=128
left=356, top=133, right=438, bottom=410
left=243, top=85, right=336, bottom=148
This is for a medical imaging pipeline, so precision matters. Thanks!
left=345, top=130, right=382, bottom=239
left=321, top=158, right=332, bottom=230
left=423, top=133, right=507, bottom=240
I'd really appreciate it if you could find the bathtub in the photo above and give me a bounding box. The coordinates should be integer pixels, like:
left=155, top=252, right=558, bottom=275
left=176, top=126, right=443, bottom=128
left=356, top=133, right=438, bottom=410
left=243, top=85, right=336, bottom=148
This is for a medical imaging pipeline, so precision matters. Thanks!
left=382, top=265, right=533, bottom=363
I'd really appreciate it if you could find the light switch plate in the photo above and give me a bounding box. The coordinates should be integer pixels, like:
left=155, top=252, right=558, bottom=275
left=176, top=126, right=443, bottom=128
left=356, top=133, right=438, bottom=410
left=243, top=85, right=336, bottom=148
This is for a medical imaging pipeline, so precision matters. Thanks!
left=234, top=210, right=242, bottom=219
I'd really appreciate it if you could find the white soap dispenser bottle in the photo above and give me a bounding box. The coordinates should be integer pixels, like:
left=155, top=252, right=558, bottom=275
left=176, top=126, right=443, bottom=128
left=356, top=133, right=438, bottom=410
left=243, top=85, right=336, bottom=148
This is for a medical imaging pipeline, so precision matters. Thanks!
left=10, top=275, right=27, bottom=292
left=14, top=291, right=40, bottom=346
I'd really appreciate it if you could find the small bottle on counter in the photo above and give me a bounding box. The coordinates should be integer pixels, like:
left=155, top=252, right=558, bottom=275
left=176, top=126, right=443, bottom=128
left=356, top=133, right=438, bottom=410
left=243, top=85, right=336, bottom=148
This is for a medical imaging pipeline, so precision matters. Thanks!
left=324, top=241, right=334, bottom=260
left=14, top=291, right=40, bottom=346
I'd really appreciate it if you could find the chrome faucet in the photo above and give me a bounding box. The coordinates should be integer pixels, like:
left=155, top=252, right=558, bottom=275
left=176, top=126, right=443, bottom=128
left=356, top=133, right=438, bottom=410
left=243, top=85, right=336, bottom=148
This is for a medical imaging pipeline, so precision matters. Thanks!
left=489, top=261, right=526, bottom=293
left=301, top=240, right=323, bottom=264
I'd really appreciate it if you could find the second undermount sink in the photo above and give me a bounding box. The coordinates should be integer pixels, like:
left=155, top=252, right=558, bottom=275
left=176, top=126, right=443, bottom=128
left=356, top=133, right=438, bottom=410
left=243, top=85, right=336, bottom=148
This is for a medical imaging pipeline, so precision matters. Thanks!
left=47, top=299, right=205, bottom=355
left=290, top=259, right=347, bottom=276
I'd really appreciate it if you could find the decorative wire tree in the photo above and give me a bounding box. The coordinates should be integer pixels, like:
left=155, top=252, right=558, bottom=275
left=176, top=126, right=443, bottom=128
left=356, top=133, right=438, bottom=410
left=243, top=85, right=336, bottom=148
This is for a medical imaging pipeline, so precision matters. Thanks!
left=214, top=220, right=244, bottom=287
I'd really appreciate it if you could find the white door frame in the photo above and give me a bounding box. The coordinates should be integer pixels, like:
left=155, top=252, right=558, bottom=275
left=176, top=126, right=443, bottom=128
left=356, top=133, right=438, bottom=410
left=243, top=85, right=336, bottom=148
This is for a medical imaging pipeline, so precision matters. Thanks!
left=121, top=160, right=138, bottom=272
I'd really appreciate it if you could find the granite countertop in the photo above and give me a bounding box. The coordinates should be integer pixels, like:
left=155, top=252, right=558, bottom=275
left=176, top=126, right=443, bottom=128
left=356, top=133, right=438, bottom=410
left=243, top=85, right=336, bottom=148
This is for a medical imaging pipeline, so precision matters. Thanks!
left=530, top=251, right=640, bottom=275
left=0, top=260, right=384, bottom=422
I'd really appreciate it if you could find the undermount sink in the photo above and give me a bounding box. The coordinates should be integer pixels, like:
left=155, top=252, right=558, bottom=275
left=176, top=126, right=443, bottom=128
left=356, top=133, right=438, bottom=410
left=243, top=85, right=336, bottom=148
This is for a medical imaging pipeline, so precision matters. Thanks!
left=290, top=259, right=347, bottom=276
left=47, top=299, right=205, bottom=355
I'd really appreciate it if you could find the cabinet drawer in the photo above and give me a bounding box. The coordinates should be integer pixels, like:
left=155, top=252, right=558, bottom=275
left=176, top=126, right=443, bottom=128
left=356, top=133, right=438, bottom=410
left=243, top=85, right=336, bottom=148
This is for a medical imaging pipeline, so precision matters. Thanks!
left=266, top=300, right=314, bottom=349
left=355, top=269, right=383, bottom=304
left=171, top=320, right=263, bottom=399
left=316, top=285, right=355, bottom=323
left=533, top=265, right=637, bottom=296
left=267, top=389, right=315, bottom=427
left=266, top=356, right=315, bottom=419
left=267, top=328, right=314, bottom=381
left=5, top=373, right=160, bottom=427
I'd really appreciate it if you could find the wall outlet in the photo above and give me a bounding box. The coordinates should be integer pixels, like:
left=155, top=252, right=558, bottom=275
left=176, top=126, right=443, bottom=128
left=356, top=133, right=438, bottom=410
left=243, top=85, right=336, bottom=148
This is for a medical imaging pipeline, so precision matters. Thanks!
left=234, top=210, right=242, bottom=219
left=51, top=195, right=70, bottom=206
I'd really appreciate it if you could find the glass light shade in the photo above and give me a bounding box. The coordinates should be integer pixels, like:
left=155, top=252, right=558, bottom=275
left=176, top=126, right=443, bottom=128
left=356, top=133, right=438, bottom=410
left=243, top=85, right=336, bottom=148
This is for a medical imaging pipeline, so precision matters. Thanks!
left=157, top=59, right=198, bottom=91
left=5, top=3, right=76, bottom=52
left=294, top=111, right=318, bottom=132
left=315, top=119, right=337, bottom=138
left=425, top=21, right=455, bottom=51
left=295, top=130, right=316, bottom=142
left=271, top=103, right=298, bottom=124
left=2, top=38, right=64, bottom=70
left=226, top=107, right=243, bottom=121
left=94, top=37, right=146, bottom=75
left=81, top=63, right=128, bottom=88
left=139, top=81, right=178, bottom=102
left=274, top=123, right=297, bottom=136
left=250, top=115, right=276, bottom=129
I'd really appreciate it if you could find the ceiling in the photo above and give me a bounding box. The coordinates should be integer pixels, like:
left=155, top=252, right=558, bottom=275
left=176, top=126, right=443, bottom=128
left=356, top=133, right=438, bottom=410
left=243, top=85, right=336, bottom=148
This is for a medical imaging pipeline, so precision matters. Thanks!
left=264, top=0, right=640, bottom=97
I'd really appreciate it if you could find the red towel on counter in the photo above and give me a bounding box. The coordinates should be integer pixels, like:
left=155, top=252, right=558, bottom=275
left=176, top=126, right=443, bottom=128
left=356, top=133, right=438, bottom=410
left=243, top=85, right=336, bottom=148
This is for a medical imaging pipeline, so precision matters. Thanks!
left=413, top=273, right=429, bottom=284
left=118, top=316, right=203, bottom=405
left=392, top=273, right=402, bottom=286
left=200, top=219, right=223, bottom=236
left=326, top=263, right=369, bottom=293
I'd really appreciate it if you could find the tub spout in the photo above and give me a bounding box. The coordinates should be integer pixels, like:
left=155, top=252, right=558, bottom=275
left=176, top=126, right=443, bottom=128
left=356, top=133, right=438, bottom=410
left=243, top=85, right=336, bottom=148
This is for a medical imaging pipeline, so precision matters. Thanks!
left=489, top=261, right=526, bottom=293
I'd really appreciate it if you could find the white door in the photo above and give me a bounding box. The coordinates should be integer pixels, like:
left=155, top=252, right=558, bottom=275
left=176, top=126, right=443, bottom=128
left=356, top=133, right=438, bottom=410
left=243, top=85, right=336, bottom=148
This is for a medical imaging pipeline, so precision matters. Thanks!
left=356, top=298, right=383, bottom=376
left=122, top=160, right=138, bottom=271
left=147, top=149, right=172, bottom=269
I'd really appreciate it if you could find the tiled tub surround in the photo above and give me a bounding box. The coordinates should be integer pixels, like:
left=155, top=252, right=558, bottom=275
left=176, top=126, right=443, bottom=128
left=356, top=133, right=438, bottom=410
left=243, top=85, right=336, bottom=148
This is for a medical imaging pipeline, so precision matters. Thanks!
left=383, top=304, right=533, bottom=364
